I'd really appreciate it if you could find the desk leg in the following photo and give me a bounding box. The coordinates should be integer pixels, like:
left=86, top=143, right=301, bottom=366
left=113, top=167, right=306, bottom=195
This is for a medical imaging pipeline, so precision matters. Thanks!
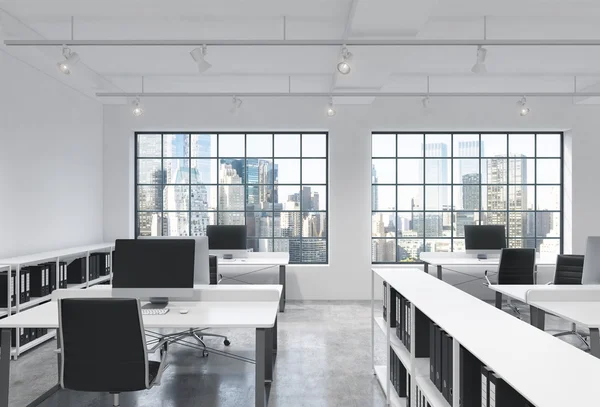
left=437, top=265, right=443, bottom=280
left=0, top=329, right=10, bottom=407
left=424, top=262, right=429, bottom=274
left=256, top=328, right=268, bottom=407
left=279, top=265, right=286, bottom=313
left=265, top=327, right=273, bottom=383
left=273, top=317, right=278, bottom=355
left=495, top=292, right=502, bottom=309
left=590, top=328, right=600, bottom=359
left=530, top=306, right=546, bottom=331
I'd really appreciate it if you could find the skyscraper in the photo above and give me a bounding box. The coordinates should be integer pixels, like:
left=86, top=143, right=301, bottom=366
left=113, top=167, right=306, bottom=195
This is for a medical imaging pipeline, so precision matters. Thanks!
left=218, top=163, right=244, bottom=225
left=424, top=143, right=449, bottom=209
left=372, top=165, right=379, bottom=210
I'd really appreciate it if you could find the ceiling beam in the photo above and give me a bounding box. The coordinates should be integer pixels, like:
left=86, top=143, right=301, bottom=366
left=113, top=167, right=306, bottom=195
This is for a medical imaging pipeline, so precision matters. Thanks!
left=9, top=39, right=600, bottom=47
left=95, top=91, right=600, bottom=97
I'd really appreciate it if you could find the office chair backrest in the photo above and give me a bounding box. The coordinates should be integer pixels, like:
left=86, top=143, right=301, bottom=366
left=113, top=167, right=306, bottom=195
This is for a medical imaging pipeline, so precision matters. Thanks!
left=497, top=248, right=536, bottom=285
left=582, top=237, right=600, bottom=284
left=554, top=255, right=585, bottom=285
left=59, top=298, right=150, bottom=392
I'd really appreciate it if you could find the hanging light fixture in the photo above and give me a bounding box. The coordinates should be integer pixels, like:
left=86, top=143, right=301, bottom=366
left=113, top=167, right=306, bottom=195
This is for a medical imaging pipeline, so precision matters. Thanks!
left=57, top=46, right=80, bottom=75
left=190, top=45, right=212, bottom=73
left=132, top=97, right=144, bottom=117
left=517, top=96, right=530, bottom=116
left=230, top=96, right=243, bottom=114
left=471, top=46, right=487, bottom=74
left=422, top=96, right=430, bottom=109
left=326, top=98, right=336, bottom=117
left=337, top=46, right=352, bottom=75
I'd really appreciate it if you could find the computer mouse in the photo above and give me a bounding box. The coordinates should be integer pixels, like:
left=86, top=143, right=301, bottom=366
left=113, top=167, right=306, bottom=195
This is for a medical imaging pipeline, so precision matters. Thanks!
left=179, top=309, right=189, bottom=314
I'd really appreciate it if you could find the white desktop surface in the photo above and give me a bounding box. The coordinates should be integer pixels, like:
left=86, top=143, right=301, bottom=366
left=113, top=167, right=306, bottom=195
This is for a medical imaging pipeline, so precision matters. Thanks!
left=374, top=268, right=600, bottom=407
left=419, top=252, right=556, bottom=267
left=527, top=301, right=600, bottom=329
left=488, top=284, right=600, bottom=304
left=0, top=243, right=114, bottom=265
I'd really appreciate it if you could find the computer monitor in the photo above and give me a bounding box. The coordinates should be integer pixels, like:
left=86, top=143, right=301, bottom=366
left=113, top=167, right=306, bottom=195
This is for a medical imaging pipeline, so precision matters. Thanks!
left=139, top=235, right=210, bottom=284
left=207, top=225, right=248, bottom=258
left=112, top=239, right=195, bottom=303
left=464, top=225, right=506, bottom=257
left=582, top=236, right=600, bottom=284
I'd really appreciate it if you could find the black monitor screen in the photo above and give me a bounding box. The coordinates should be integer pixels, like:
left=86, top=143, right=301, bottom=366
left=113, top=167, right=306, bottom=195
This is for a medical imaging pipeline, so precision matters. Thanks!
left=206, top=225, right=247, bottom=250
left=113, top=239, right=195, bottom=288
left=464, top=225, right=507, bottom=250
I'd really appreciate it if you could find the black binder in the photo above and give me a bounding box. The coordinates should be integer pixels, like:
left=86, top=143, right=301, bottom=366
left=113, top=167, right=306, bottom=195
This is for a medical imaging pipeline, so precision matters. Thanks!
left=389, top=287, right=397, bottom=328
left=414, top=308, right=430, bottom=357
left=383, top=281, right=388, bottom=321
left=19, top=268, right=30, bottom=304
left=42, top=262, right=57, bottom=293
left=429, top=322, right=435, bottom=384
left=441, top=330, right=449, bottom=400
left=481, top=366, right=493, bottom=407
left=445, top=332, right=453, bottom=405
left=489, top=373, right=531, bottom=407
left=59, top=261, right=67, bottom=288
left=406, top=373, right=411, bottom=407
left=67, top=258, right=87, bottom=284
left=434, top=325, right=442, bottom=391
left=459, top=345, right=481, bottom=407
left=0, top=271, right=16, bottom=307
left=28, top=265, right=50, bottom=297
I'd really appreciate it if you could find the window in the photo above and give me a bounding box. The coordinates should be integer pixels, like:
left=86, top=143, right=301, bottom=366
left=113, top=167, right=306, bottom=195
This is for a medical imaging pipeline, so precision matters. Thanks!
left=371, top=132, right=563, bottom=263
left=135, top=132, right=328, bottom=264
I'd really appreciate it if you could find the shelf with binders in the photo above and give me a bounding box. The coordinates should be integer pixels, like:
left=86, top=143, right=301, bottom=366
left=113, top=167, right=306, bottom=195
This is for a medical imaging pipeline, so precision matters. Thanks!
left=374, top=365, right=407, bottom=407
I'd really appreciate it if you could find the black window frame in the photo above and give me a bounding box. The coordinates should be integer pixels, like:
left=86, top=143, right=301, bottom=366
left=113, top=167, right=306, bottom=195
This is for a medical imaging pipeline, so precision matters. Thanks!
left=134, top=131, right=329, bottom=265
left=371, top=132, right=564, bottom=264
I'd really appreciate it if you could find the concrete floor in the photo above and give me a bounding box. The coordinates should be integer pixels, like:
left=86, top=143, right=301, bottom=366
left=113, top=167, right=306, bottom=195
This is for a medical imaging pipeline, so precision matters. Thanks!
left=8, top=300, right=589, bottom=407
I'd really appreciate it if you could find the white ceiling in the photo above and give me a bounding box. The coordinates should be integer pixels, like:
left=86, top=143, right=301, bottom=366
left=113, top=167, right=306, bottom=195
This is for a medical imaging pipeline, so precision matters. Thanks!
left=2, top=0, right=600, bottom=104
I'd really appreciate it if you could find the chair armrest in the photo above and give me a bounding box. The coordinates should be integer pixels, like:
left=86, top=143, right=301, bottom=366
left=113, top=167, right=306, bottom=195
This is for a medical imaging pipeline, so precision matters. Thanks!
left=546, top=281, right=554, bottom=285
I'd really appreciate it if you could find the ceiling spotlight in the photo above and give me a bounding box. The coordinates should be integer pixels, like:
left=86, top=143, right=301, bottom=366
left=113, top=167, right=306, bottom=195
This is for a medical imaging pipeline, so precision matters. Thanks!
left=132, top=97, right=144, bottom=117
left=56, top=46, right=80, bottom=75
left=230, top=96, right=243, bottom=114
left=471, top=45, right=487, bottom=74
left=422, top=96, right=430, bottom=109
left=326, top=99, right=336, bottom=117
left=517, top=96, right=530, bottom=116
left=190, top=45, right=212, bottom=73
left=336, top=46, right=352, bottom=75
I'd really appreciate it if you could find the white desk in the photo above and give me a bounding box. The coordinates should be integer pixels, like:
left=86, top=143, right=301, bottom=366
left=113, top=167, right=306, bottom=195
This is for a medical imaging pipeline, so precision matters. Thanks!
left=217, top=253, right=289, bottom=312
left=0, top=285, right=282, bottom=407
left=374, top=268, right=600, bottom=407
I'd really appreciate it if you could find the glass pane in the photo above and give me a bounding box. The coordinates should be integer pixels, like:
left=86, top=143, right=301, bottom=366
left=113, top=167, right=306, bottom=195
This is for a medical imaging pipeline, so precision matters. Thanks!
left=454, top=212, right=478, bottom=237
left=482, top=185, right=507, bottom=210
left=372, top=213, right=396, bottom=238
left=372, top=134, right=396, bottom=157
left=509, top=134, right=535, bottom=157
left=275, top=186, right=301, bottom=210
left=191, top=185, right=217, bottom=211
left=453, top=159, right=479, bottom=183
left=373, top=186, right=396, bottom=210
left=424, top=186, right=450, bottom=210
left=537, top=134, right=561, bottom=157
left=246, top=134, right=272, bottom=157
left=163, top=212, right=189, bottom=236
left=301, top=239, right=327, bottom=263
left=453, top=185, right=480, bottom=211
left=536, top=159, right=561, bottom=184
left=274, top=134, right=300, bottom=157
left=246, top=212, right=274, bottom=237
left=190, top=212, right=217, bottom=236
left=509, top=239, right=535, bottom=249
left=372, top=159, right=396, bottom=184
left=137, top=134, right=161, bottom=157
left=397, top=186, right=423, bottom=210
left=424, top=239, right=452, bottom=253
left=253, top=186, right=274, bottom=210
left=191, top=134, right=217, bottom=157
left=482, top=212, right=507, bottom=226
left=137, top=159, right=162, bottom=184
left=288, top=239, right=302, bottom=263
left=425, top=134, right=451, bottom=158
left=246, top=185, right=259, bottom=208
left=191, top=159, right=217, bottom=184
left=425, top=159, right=450, bottom=184
left=398, top=159, right=423, bottom=184
left=397, top=239, right=423, bottom=262
left=303, top=212, right=327, bottom=237
left=536, top=212, right=561, bottom=238
left=485, top=158, right=507, bottom=184
left=453, top=239, right=466, bottom=252
left=302, top=134, right=327, bottom=157
left=453, top=134, right=480, bottom=157
left=537, top=186, right=561, bottom=210
left=538, top=238, right=560, bottom=254
left=509, top=158, right=534, bottom=184
left=272, top=239, right=290, bottom=252
left=163, top=134, right=189, bottom=157
left=397, top=134, right=424, bottom=157
left=274, top=159, right=300, bottom=184
left=302, top=186, right=326, bottom=211
left=509, top=185, right=534, bottom=210
left=218, top=185, right=245, bottom=210
left=302, top=159, right=327, bottom=184
left=163, top=186, right=189, bottom=211
left=246, top=159, right=273, bottom=184
left=276, top=212, right=301, bottom=237
left=508, top=212, right=533, bottom=237
left=424, top=213, right=446, bottom=237
left=481, top=134, right=507, bottom=157
left=398, top=212, right=424, bottom=237
left=218, top=212, right=245, bottom=225
left=138, top=186, right=161, bottom=211
left=164, top=159, right=189, bottom=184
left=219, top=159, right=244, bottom=184
left=219, top=134, right=245, bottom=157
left=372, top=239, right=397, bottom=262
left=138, top=212, right=162, bottom=236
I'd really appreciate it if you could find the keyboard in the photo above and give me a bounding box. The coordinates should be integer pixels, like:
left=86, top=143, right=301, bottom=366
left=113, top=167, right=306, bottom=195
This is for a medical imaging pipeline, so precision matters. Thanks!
left=142, top=308, right=170, bottom=316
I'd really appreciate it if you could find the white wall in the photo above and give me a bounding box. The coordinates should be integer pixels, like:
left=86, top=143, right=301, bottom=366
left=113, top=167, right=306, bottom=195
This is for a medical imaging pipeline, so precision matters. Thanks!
left=103, top=96, right=600, bottom=300
left=0, top=51, right=104, bottom=258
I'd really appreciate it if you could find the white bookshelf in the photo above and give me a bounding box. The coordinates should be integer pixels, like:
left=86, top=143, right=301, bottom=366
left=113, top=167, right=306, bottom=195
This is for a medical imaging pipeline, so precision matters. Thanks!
left=374, top=365, right=407, bottom=407
left=0, top=243, right=114, bottom=358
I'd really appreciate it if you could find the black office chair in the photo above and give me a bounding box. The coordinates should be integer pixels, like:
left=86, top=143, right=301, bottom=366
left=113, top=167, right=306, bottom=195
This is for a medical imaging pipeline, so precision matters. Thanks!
left=58, top=298, right=168, bottom=407
left=485, top=248, right=536, bottom=318
left=548, top=255, right=589, bottom=348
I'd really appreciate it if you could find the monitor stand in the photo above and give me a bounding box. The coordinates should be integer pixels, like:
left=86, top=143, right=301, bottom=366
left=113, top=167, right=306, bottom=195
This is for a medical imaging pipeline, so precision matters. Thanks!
left=146, top=297, right=169, bottom=308
left=223, top=253, right=233, bottom=260
left=477, top=253, right=488, bottom=260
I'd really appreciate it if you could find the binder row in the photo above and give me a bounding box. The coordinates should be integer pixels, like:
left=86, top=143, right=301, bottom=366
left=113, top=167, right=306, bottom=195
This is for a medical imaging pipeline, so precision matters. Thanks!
left=395, top=291, right=412, bottom=352
left=383, top=281, right=388, bottom=322
left=429, top=322, right=454, bottom=406
left=389, top=346, right=407, bottom=398
left=415, top=382, right=432, bottom=407
left=89, top=253, right=111, bottom=281
left=481, top=366, right=533, bottom=407
left=12, top=328, right=50, bottom=346
left=0, top=262, right=69, bottom=307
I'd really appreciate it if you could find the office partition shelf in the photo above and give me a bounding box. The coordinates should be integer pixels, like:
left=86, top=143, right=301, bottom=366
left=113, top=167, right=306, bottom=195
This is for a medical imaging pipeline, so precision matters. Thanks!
left=375, top=316, right=412, bottom=370
left=415, top=374, right=450, bottom=407
left=19, top=295, right=52, bottom=311
left=0, top=243, right=115, bottom=266
left=88, top=275, right=111, bottom=286
left=11, top=331, right=55, bottom=356
left=374, top=365, right=407, bottom=407
left=414, top=358, right=429, bottom=378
